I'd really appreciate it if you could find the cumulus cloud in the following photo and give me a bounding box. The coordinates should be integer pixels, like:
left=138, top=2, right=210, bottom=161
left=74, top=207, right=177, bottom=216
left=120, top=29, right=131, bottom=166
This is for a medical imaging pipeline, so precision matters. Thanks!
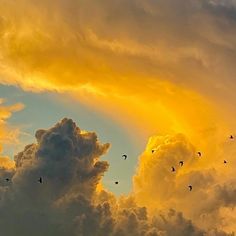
left=134, top=133, right=236, bottom=234
left=0, top=118, right=227, bottom=236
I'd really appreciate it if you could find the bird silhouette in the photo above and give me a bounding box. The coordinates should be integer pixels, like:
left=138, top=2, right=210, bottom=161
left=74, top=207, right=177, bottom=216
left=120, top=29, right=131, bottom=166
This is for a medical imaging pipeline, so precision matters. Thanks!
left=197, top=152, right=202, bottom=157
left=230, top=135, right=234, bottom=139
left=171, top=167, right=176, bottom=172
left=122, top=154, right=127, bottom=160
left=224, top=160, right=227, bottom=164
left=188, top=185, right=193, bottom=191
left=115, top=181, right=119, bottom=185
left=179, top=161, right=184, bottom=166
left=38, top=177, right=43, bottom=184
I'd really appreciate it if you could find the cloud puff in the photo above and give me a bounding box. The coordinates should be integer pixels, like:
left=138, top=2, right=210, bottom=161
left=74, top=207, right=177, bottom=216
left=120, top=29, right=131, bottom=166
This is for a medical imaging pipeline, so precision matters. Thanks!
left=0, top=98, right=24, bottom=169
left=134, top=133, right=236, bottom=234
left=0, top=118, right=111, bottom=236
left=0, top=98, right=24, bottom=144
left=0, top=118, right=221, bottom=236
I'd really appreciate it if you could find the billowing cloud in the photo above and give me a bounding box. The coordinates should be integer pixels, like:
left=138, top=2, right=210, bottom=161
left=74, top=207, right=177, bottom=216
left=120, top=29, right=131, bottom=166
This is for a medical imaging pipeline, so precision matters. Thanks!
left=0, top=118, right=233, bottom=235
left=1, top=0, right=236, bottom=92
left=0, top=0, right=236, bottom=141
left=1, top=0, right=236, bottom=234
left=134, top=133, right=236, bottom=234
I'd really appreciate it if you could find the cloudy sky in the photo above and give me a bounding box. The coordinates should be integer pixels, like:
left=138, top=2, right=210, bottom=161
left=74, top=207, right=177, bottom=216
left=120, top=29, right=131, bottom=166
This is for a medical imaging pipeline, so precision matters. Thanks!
left=1, top=0, right=236, bottom=235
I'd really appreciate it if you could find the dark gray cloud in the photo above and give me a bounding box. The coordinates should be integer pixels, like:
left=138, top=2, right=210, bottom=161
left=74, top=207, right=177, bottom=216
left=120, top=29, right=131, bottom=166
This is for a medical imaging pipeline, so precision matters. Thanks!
left=0, top=118, right=110, bottom=236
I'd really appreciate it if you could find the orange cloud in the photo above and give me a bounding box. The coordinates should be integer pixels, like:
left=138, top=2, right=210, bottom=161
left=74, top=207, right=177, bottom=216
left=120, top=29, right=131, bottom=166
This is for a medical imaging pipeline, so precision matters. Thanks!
left=133, top=133, right=236, bottom=233
left=0, top=99, right=24, bottom=169
left=0, top=99, right=24, bottom=145
left=0, top=0, right=234, bottom=150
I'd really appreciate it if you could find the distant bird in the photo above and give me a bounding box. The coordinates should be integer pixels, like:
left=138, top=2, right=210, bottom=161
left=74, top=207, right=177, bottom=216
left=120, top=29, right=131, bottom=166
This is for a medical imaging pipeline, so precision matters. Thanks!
left=179, top=161, right=184, bottom=167
left=122, top=154, right=127, bottom=160
left=5, top=178, right=10, bottom=182
left=115, top=181, right=119, bottom=185
left=230, top=135, right=234, bottom=140
left=197, top=152, right=202, bottom=157
left=224, top=160, right=227, bottom=164
left=171, top=167, right=176, bottom=172
left=38, top=177, right=43, bottom=184
left=188, top=185, right=193, bottom=191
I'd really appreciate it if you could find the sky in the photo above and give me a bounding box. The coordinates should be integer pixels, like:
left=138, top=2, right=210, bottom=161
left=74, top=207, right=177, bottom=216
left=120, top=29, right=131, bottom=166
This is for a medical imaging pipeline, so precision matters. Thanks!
left=1, top=0, right=236, bottom=235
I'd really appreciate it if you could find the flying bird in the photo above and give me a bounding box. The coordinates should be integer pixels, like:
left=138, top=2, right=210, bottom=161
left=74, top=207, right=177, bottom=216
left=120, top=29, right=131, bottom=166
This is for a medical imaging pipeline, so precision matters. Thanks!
left=171, top=167, right=176, bottom=172
left=115, top=181, right=119, bottom=185
left=179, top=161, right=184, bottom=166
left=197, top=152, right=202, bottom=157
left=188, top=185, right=193, bottom=191
left=38, top=177, right=43, bottom=184
left=122, top=154, right=127, bottom=160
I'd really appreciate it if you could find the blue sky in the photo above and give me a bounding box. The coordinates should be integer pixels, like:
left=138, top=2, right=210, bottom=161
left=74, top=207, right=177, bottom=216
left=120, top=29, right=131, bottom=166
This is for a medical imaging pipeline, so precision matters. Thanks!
left=0, top=84, right=146, bottom=195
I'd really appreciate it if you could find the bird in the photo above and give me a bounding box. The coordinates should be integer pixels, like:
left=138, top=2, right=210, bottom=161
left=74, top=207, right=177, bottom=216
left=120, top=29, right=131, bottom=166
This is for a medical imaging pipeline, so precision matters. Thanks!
left=38, top=177, right=43, bottom=184
left=171, top=167, right=176, bottom=172
left=179, top=161, right=184, bottom=166
left=122, top=154, right=127, bottom=160
left=197, top=152, right=202, bottom=157
left=224, top=160, right=227, bottom=164
left=230, top=135, right=234, bottom=140
left=115, top=181, right=119, bottom=185
left=188, top=185, right=193, bottom=191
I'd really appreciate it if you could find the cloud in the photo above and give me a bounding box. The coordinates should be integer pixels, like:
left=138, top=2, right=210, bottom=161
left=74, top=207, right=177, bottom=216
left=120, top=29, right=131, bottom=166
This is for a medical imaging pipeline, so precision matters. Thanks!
left=0, top=98, right=24, bottom=144
left=0, top=0, right=236, bottom=93
left=0, top=118, right=229, bottom=236
left=1, top=0, right=236, bottom=233
left=0, top=156, right=15, bottom=169
left=0, top=118, right=111, bottom=236
left=0, top=0, right=236, bottom=142
left=134, top=133, right=236, bottom=234
left=0, top=98, right=24, bottom=168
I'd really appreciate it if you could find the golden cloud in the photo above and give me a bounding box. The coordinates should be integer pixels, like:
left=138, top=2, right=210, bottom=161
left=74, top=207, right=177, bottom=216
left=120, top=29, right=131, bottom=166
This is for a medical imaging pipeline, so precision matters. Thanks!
left=133, top=133, right=236, bottom=233
left=0, top=98, right=24, bottom=169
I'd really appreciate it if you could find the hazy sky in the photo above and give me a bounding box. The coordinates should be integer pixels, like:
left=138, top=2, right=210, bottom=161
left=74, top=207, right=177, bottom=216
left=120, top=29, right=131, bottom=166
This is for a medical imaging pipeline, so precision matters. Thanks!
left=1, top=0, right=236, bottom=235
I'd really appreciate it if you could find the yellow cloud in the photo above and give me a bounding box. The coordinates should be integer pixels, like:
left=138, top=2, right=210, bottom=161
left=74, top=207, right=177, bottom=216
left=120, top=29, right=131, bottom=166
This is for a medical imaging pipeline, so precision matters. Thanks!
left=0, top=0, right=233, bottom=150
left=0, top=100, right=24, bottom=144
left=133, top=133, right=236, bottom=232
left=0, top=99, right=24, bottom=169
left=0, top=156, right=15, bottom=169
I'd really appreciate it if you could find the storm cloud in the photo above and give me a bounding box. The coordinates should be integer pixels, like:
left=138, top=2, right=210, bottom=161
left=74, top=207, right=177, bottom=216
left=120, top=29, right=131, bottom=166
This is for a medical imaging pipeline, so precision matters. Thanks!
left=0, top=118, right=229, bottom=236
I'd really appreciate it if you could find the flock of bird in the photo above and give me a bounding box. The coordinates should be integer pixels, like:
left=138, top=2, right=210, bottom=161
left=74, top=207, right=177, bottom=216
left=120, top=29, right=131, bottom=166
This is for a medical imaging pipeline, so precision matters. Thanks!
left=115, top=135, right=234, bottom=191
left=3, top=135, right=234, bottom=190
